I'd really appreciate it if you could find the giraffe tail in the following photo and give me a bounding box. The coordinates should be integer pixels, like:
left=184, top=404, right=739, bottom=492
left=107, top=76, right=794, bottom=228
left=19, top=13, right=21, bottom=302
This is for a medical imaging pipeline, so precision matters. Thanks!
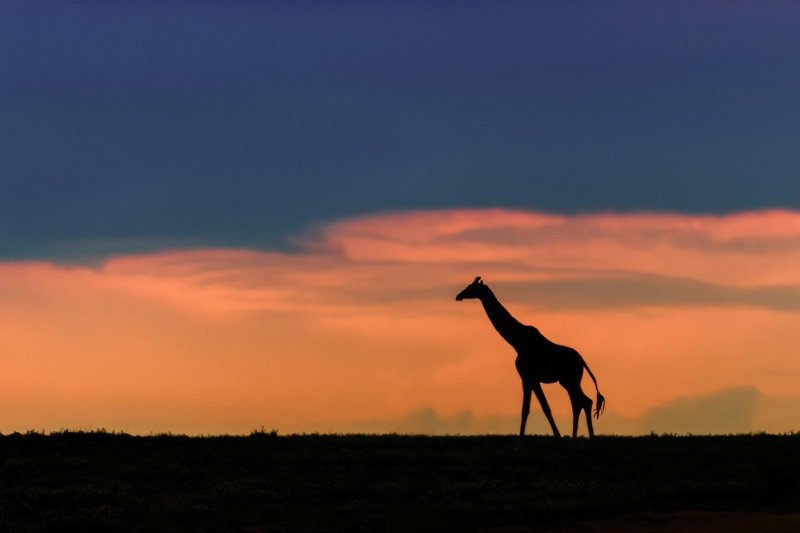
left=594, top=393, right=605, bottom=419
left=581, top=356, right=605, bottom=419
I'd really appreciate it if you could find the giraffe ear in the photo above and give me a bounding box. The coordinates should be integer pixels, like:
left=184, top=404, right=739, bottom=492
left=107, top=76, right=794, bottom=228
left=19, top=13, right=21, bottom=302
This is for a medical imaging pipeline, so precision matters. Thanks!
left=473, top=276, right=482, bottom=284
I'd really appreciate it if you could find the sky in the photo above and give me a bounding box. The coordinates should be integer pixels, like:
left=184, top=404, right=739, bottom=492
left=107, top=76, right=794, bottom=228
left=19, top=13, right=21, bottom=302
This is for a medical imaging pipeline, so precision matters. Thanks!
left=2, top=1, right=800, bottom=435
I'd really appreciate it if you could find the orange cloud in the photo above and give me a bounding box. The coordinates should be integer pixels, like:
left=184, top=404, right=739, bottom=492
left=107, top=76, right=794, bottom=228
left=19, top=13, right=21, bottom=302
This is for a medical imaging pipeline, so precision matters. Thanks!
left=1, top=209, right=800, bottom=434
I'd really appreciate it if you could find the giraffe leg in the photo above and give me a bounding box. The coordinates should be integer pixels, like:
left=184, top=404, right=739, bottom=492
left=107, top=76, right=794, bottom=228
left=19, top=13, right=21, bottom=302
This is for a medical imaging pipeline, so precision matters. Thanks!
left=566, top=388, right=582, bottom=439
left=582, top=392, right=595, bottom=438
left=570, top=386, right=594, bottom=439
left=517, top=386, right=532, bottom=447
left=532, top=383, right=561, bottom=438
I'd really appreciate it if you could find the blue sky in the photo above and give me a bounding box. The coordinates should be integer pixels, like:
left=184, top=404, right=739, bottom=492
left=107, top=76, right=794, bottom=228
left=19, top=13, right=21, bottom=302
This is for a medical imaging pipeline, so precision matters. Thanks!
left=3, top=1, right=800, bottom=260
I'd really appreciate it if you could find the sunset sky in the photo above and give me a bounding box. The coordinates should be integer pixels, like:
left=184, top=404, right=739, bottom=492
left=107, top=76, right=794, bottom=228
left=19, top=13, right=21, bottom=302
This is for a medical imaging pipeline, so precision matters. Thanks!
left=2, top=1, right=800, bottom=435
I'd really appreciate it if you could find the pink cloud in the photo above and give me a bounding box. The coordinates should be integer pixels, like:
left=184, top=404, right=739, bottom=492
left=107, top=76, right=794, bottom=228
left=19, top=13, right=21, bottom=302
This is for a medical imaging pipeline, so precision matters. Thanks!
left=2, top=209, right=800, bottom=434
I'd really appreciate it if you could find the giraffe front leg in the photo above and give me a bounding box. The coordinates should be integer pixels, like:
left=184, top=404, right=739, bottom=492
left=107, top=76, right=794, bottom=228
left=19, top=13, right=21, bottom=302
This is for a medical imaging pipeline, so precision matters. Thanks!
left=532, top=383, right=561, bottom=438
left=517, top=386, right=532, bottom=448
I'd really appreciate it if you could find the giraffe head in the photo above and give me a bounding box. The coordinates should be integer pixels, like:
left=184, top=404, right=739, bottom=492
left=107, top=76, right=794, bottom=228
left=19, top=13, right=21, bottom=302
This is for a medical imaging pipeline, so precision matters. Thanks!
left=455, top=276, right=489, bottom=301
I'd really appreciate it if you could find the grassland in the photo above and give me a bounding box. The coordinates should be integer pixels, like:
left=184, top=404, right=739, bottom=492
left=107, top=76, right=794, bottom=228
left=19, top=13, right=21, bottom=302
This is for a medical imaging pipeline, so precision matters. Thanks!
left=1, top=431, right=799, bottom=531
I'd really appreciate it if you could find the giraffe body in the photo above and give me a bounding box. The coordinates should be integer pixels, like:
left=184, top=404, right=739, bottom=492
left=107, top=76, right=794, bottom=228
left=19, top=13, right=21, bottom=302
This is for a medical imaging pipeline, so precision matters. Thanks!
left=515, top=330, right=577, bottom=385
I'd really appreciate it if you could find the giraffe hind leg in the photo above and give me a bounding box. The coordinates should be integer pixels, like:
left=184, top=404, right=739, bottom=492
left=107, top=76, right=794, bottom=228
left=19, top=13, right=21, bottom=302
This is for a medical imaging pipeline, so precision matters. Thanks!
left=567, top=388, right=582, bottom=439
left=582, top=393, right=595, bottom=438
left=562, top=381, right=595, bottom=439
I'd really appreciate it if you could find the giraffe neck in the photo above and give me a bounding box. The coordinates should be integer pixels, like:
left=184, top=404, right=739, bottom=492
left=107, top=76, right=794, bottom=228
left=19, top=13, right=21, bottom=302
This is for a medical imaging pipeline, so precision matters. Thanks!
left=479, top=289, right=526, bottom=350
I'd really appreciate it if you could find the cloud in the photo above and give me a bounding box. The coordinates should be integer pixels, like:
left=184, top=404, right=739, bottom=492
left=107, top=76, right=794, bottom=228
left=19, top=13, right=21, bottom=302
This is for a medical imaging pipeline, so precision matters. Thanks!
left=636, top=387, right=760, bottom=434
left=34, top=207, right=800, bottom=316
left=318, top=208, right=800, bottom=286
left=328, top=387, right=800, bottom=436
left=322, top=407, right=553, bottom=436
left=506, top=274, right=800, bottom=311
left=2, top=209, right=800, bottom=434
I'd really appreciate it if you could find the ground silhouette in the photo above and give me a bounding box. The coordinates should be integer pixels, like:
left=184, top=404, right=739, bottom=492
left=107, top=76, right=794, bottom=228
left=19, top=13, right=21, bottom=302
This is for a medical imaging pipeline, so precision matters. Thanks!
left=456, top=276, right=604, bottom=442
left=3, top=432, right=798, bottom=530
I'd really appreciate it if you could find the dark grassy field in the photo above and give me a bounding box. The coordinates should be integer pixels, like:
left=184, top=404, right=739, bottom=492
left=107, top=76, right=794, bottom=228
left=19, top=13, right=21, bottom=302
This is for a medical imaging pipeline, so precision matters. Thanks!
left=1, top=432, right=799, bottom=531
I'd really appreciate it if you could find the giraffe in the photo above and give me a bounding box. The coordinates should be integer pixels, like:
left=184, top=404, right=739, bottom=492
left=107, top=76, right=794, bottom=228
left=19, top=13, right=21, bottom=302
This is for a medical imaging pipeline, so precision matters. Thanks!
left=455, top=277, right=604, bottom=442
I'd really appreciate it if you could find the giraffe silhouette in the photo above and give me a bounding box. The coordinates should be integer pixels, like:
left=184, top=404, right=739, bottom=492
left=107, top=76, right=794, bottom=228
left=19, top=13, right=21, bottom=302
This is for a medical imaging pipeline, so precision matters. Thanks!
left=456, top=277, right=604, bottom=442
